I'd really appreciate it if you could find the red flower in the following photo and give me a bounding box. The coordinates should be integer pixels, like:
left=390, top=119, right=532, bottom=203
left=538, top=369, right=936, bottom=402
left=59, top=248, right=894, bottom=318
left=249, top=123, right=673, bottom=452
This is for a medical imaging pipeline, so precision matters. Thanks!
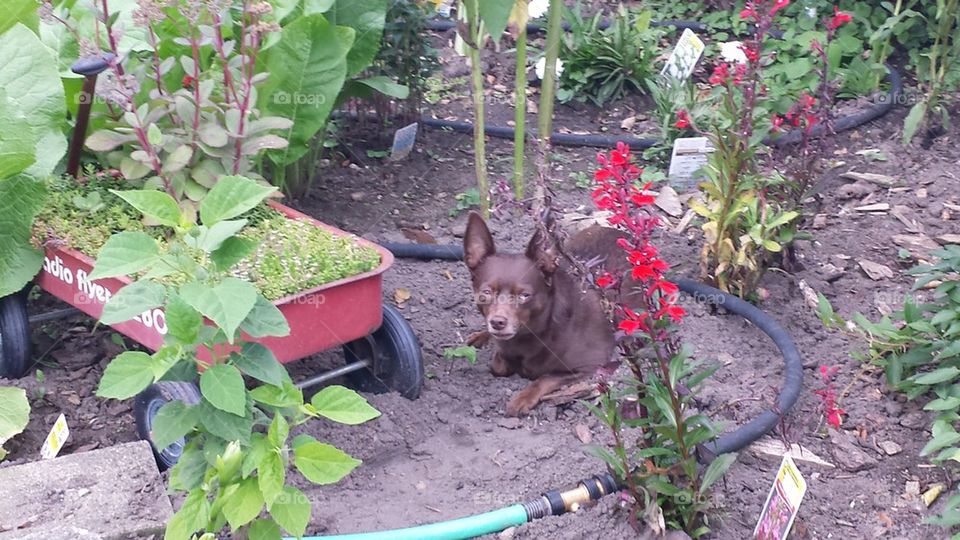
left=596, top=273, right=615, bottom=288
left=674, top=109, right=691, bottom=129
left=769, top=0, right=790, bottom=16
left=733, top=63, right=748, bottom=85
left=828, top=6, right=852, bottom=30
left=825, top=408, right=845, bottom=429
left=740, top=43, right=760, bottom=64
left=771, top=114, right=784, bottom=131
left=657, top=304, right=687, bottom=323
left=182, top=75, right=196, bottom=89
left=709, top=63, right=730, bottom=85
left=739, top=3, right=758, bottom=20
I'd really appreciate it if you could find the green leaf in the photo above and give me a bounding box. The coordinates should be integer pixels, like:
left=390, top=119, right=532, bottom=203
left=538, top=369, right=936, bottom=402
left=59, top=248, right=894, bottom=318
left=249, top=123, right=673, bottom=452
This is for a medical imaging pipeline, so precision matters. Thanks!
left=200, top=364, right=247, bottom=416
left=0, top=90, right=36, bottom=178
left=239, top=296, right=290, bottom=339
left=443, top=346, right=477, bottom=364
left=269, top=486, right=310, bottom=537
left=261, top=14, right=353, bottom=166
left=151, top=400, right=200, bottom=450
left=170, top=440, right=206, bottom=491
left=164, top=488, right=210, bottom=540
left=0, top=387, right=29, bottom=446
left=96, top=352, right=156, bottom=399
left=198, top=399, right=253, bottom=445
left=0, top=24, right=66, bottom=177
left=925, top=397, right=960, bottom=411
left=913, top=367, right=960, bottom=386
left=243, top=433, right=271, bottom=478
left=326, top=0, right=387, bottom=76
left=268, top=413, right=289, bottom=448
left=259, top=451, right=285, bottom=506
left=223, top=477, right=264, bottom=529
left=188, top=219, right=248, bottom=253
left=293, top=437, right=362, bottom=484
left=211, top=236, right=258, bottom=272
left=89, top=231, right=160, bottom=280
left=99, top=281, right=166, bottom=325
left=111, top=189, right=181, bottom=227
left=147, top=123, right=162, bottom=146
left=902, top=101, right=927, bottom=144
left=165, top=294, right=203, bottom=344
left=310, top=385, right=380, bottom=425
left=921, top=430, right=960, bottom=457
left=234, top=343, right=287, bottom=387
left=0, top=175, right=46, bottom=297
left=477, top=0, right=515, bottom=43
left=248, top=519, right=282, bottom=540
left=199, top=175, right=277, bottom=226
left=181, top=277, right=258, bottom=343
left=250, top=382, right=303, bottom=408
left=353, top=76, right=409, bottom=99
left=0, top=0, right=39, bottom=35
left=699, top=453, right=737, bottom=494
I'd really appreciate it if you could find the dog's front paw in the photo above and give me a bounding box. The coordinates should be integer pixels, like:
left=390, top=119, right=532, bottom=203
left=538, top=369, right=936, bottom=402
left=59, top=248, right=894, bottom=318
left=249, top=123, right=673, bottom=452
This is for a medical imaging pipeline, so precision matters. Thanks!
left=505, top=389, right=538, bottom=417
left=466, top=330, right=491, bottom=348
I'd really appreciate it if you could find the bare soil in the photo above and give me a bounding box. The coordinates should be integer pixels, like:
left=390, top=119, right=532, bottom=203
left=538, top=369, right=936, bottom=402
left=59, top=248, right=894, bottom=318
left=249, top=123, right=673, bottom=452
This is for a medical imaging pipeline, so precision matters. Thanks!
left=3, top=26, right=960, bottom=540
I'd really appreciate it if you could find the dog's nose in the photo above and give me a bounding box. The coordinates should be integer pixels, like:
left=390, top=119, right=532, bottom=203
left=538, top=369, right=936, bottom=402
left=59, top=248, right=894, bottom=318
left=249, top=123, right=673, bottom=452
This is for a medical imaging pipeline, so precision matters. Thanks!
left=489, top=316, right=507, bottom=331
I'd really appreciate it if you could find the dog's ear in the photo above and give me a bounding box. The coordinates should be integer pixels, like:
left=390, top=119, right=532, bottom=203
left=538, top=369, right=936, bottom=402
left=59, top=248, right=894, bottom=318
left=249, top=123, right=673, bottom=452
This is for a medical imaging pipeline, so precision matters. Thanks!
left=525, top=227, right=559, bottom=276
left=463, top=211, right=495, bottom=270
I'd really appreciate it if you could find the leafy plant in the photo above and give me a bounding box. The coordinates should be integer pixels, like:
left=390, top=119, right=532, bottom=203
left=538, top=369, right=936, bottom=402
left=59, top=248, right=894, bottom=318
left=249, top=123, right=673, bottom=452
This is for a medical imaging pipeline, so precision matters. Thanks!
left=450, top=188, right=481, bottom=216
left=643, top=75, right=712, bottom=166
left=817, top=244, right=960, bottom=530
left=0, top=386, right=30, bottom=461
left=902, top=0, right=960, bottom=144
left=89, top=176, right=380, bottom=538
left=557, top=6, right=663, bottom=106
left=587, top=143, right=735, bottom=536
left=443, top=345, right=477, bottom=364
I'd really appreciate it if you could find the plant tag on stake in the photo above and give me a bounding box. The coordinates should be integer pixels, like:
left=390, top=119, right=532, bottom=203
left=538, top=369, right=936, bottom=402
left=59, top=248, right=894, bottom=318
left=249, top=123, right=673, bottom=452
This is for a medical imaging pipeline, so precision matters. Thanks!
left=668, top=137, right=714, bottom=190
left=753, top=455, right=807, bottom=540
left=40, top=413, right=70, bottom=460
left=661, top=28, right=705, bottom=81
left=390, top=122, right=419, bottom=161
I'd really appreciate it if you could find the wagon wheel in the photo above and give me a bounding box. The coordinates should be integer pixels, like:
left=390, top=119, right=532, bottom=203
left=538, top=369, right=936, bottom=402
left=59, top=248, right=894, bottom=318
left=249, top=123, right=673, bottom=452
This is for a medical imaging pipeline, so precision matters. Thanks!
left=0, top=292, right=32, bottom=379
left=342, top=304, right=424, bottom=400
left=134, top=381, right=201, bottom=471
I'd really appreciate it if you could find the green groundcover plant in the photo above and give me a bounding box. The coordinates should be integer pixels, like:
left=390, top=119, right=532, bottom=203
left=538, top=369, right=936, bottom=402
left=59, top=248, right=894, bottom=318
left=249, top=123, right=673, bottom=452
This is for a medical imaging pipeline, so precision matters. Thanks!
left=89, top=175, right=381, bottom=539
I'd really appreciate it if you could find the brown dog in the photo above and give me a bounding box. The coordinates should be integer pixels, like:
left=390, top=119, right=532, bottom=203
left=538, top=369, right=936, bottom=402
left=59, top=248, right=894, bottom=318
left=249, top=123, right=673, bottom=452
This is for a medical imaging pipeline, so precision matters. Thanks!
left=462, top=212, right=621, bottom=416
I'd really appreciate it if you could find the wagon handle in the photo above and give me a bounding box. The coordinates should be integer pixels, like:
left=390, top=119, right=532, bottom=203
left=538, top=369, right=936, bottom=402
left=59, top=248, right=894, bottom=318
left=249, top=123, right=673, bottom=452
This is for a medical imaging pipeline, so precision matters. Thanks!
left=66, top=52, right=115, bottom=178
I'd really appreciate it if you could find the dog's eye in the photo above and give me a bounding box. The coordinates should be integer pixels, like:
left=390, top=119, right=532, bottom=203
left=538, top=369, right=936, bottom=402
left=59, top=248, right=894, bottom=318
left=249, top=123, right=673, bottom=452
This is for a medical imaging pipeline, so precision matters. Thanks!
left=477, top=289, right=493, bottom=303
left=518, top=292, right=532, bottom=302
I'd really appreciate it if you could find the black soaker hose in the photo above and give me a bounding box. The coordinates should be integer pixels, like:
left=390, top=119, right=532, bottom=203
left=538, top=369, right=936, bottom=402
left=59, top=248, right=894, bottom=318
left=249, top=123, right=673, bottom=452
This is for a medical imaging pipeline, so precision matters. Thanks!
left=425, top=18, right=706, bottom=35
left=377, top=242, right=803, bottom=462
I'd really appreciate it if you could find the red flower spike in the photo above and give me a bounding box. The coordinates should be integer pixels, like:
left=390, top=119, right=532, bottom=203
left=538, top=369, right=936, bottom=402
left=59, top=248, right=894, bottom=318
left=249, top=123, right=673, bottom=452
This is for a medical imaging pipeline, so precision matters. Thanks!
left=674, top=109, right=691, bottom=129
left=769, top=0, right=789, bottom=16
left=709, top=63, right=730, bottom=86
left=829, top=6, right=852, bottom=30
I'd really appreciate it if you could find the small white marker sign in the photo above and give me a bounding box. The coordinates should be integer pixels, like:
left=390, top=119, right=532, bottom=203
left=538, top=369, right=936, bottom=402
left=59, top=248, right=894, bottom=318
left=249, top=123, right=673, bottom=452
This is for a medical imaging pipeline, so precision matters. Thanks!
left=753, top=455, right=807, bottom=540
left=40, top=413, right=70, bottom=460
left=667, top=137, right=714, bottom=189
left=390, top=122, right=419, bottom=161
left=661, top=28, right=706, bottom=81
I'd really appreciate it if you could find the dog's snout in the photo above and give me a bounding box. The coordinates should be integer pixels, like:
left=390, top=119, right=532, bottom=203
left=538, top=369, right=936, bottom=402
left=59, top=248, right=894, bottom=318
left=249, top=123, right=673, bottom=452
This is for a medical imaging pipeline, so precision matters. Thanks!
left=489, top=316, right=508, bottom=331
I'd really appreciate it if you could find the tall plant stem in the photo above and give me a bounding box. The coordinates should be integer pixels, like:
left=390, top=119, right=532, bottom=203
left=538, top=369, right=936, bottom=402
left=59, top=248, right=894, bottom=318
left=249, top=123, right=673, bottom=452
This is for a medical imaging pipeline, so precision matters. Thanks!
left=513, top=26, right=527, bottom=199
left=533, top=0, right=563, bottom=212
left=464, top=0, right=489, bottom=216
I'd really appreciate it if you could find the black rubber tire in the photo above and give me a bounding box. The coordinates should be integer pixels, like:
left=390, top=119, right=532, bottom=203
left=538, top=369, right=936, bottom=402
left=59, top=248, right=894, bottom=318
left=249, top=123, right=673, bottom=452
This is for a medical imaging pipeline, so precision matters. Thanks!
left=343, top=304, right=424, bottom=400
left=0, top=293, right=32, bottom=379
left=134, top=381, right=201, bottom=471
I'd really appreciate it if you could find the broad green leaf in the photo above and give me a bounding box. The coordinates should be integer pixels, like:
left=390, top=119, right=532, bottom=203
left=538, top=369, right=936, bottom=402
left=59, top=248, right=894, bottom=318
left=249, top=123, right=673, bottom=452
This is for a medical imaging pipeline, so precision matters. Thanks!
left=187, top=219, right=248, bottom=253
left=151, top=400, right=200, bottom=450
left=198, top=399, right=253, bottom=445
left=250, top=382, right=303, bottom=408
left=326, top=0, right=387, bottom=76
left=110, top=189, right=181, bottom=227
left=902, top=101, right=927, bottom=144
left=165, top=294, right=203, bottom=344
left=211, top=236, right=258, bottom=272
left=921, top=430, right=960, bottom=457
left=353, top=76, right=409, bottom=99
left=913, top=367, right=960, bottom=386
left=304, top=0, right=336, bottom=15
left=258, top=451, right=285, bottom=505
left=248, top=519, right=282, bottom=540
left=199, top=175, right=277, bottom=226
left=223, top=477, right=264, bottom=529
left=268, top=413, right=289, bottom=448
left=0, top=90, right=36, bottom=177
left=147, top=123, right=162, bottom=146
left=0, top=386, right=29, bottom=446
left=242, top=432, right=271, bottom=479
left=310, top=385, right=380, bottom=425
left=200, top=364, right=247, bottom=416
left=85, top=130, right=135, bottom=152
left=268, top=486, right=310, bottom=537
left=239, top=296, right=291, bottom=339
left=89, top=232, right=160, bottom=280
left=925, top=397, right=960, bottom=411
left=96, top=351, right=155, bottom=399
left=0, top=24, right=66, bottom=177
left=181, top=277, right=258, bottom=343
left=699, top=453, right=737, bottom=494
left=293, top=438, right=361, bottom=484
left=261, top=14, right=353, bottom=166
left=234, top=343, right=287, bottom=387
left=169, top=440, right=206, bottom=491
left=164, top=488, right=210, bottom=540
left=0, top=0, right=39, bottom=35
left=99, top=281, right=166, bottom=325
left=477, top=0, right=515, bottom=43
left=0, top=175, right=46, bottom=297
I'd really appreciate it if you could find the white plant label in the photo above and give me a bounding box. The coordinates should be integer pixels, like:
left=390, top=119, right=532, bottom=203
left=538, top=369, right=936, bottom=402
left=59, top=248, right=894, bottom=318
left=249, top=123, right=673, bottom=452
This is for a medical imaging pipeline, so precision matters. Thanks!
left=753, top=455, right=807, bottom=540
left=667, top=137, right=714, bottom=189
left=661, top=28, right=706, bottom=81
left=40, top=413, right=70, bottom=460
left=390, top=122, right=419, bottom=161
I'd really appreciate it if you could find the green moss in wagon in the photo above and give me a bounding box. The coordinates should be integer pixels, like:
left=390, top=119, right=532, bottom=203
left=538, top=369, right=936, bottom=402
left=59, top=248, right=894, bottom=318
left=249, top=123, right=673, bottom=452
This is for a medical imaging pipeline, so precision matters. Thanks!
left=33, top=176, right=380, bottom=301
